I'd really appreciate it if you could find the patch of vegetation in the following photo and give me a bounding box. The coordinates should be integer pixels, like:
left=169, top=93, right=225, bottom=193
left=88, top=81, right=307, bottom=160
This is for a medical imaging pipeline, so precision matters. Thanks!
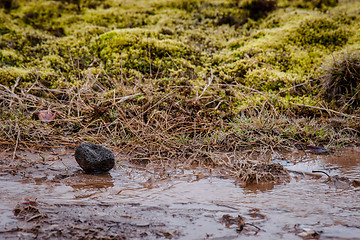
left=319, top=51, right=360, bottom=113
left=91, top=28, right=198, bottom=78
left=288, top=15, right=352, bottom=48
left=1, top=0, right=360, bottom=181
left=0, top=67, right=32, bottom=85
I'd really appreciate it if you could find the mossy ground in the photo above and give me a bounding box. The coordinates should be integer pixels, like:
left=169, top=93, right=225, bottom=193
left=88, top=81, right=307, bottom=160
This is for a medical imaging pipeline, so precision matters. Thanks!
left=1, top=0, right=360, bottom=180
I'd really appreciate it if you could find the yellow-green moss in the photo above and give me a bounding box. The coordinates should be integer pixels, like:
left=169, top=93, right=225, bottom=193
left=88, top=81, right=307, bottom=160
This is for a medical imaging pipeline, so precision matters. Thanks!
left=1, top=0, right=360, bottom=115
left=0, top=48, right=23, bottom=66
left=91, top=28, right=198, bottom=77
left=245, top=68, right=297, bottom=92
left=288, top=15, right=352, bottom=48
left=0, top=66, right=33, bottom=85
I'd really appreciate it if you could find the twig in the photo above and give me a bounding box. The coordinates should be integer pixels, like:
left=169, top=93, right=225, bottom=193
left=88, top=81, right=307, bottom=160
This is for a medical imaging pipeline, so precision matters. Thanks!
left=166, top=52, right=179, bottom=70
left=103, top=93, right=142, bottom=104
left=297, top=144, right=308, bottom=156
left=11, top=76, right=20, bottom=94
left=154, top=58, right=163, bottom=80
left=26, top=214, right=45, bottom=222
left=312, top=170, right=331, bottom=179
left=246, top=222, right=262, bottom=231
left=47, top=150, right=74, bottom=161
left=196, top=68, right=214, bottom=100
left=12, top=123, right=21, bottom=160
left=148, top=43, right=152, bottom=76
left=120, top=50, right=124, bottom=85
left=276, top=81, right=310, bottom=96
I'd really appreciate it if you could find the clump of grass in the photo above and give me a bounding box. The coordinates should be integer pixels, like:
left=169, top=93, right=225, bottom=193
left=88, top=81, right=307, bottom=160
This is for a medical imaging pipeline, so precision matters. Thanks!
left=234, top=159, right=288, bottom=183
left=319, top=51, right=360, bottom=113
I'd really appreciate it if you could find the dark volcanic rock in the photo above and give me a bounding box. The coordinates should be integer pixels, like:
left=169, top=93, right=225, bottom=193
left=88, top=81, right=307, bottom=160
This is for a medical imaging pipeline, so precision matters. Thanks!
left=75, top=142, right=115, bottom=173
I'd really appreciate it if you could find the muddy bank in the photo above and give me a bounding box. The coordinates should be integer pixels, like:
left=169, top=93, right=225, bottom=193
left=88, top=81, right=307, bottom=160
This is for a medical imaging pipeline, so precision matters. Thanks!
left=0, top=148, right=360, bottom=239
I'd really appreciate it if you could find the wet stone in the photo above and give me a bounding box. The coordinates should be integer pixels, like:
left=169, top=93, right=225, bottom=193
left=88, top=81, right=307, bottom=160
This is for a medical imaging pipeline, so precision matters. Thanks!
left=75, top=143, right=115, bottom=173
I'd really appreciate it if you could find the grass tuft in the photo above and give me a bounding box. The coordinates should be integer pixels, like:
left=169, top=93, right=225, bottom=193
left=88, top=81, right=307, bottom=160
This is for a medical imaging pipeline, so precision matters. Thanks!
left=319, top=51, right=360, bottom=113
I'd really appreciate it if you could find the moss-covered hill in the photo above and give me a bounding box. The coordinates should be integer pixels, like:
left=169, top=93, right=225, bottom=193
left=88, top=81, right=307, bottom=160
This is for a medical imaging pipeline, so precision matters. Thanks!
left=1, top=0, right=360, bottom=154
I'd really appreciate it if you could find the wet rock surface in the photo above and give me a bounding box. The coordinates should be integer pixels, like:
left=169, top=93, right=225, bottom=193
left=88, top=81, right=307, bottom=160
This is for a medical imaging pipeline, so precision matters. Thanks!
left=75, top=142, right=115, bottom=173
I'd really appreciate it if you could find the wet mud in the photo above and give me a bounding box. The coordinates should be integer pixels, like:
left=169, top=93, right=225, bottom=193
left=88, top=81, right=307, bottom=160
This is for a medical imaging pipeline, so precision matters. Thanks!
left=0, top=147, right=360, bottom=239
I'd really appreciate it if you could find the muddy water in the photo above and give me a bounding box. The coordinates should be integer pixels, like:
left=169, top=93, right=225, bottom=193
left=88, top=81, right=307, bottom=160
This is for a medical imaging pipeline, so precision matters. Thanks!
left=0, top=148, right=360, bottom=239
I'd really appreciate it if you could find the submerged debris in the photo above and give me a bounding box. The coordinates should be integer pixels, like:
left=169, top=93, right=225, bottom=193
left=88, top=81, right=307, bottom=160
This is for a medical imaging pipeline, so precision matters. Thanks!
left=295, top=224, right=322, bottom=239
left=14, top=200, right=45, bottom=222
left=221, top=214, right=245, bottom=228
left=296, top=145, right=330, bottom=154
left=220, top=214, right=262, bottom=234
left=305, top=145, right=330, bottom=154
left=312, top=170, right=360, bottom=188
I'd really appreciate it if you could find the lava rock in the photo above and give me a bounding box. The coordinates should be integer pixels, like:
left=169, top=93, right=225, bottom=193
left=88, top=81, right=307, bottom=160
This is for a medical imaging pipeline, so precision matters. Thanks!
left=75, top=142, right=115, bottom=173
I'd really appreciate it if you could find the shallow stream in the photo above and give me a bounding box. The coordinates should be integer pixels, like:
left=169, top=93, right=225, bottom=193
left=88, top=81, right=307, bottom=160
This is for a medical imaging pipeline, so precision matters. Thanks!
left=0, top=148, right=359, bottom=239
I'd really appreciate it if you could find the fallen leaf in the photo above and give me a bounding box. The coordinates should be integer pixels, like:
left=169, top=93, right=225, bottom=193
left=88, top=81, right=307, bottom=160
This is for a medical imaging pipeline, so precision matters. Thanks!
left=38, top=110, right=56, bottom=123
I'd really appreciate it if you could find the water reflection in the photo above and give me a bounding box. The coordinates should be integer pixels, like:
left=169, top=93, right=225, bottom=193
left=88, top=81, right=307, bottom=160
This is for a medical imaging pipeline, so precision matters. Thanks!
left=243, top=182, right=277, bottom=193
left=67, top=172, right=114, bottom=190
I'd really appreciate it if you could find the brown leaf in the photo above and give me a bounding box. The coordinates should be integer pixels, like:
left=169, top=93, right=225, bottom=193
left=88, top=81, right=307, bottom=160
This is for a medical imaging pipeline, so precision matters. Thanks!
left=38, top=110, right=56, bottom=123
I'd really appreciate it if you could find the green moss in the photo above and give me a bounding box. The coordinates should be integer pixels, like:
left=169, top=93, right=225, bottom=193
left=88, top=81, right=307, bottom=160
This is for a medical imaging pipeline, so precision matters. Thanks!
left=0, top=11, right=12, bottom=35
left=19, top=1, right=64, bottom=29
left=0, top=67, right=33, bottom=85
left=0, top=49, right=23, bottom=66
left=0, top=27, right=53, bottom=56
left=0, top=0, right=359, bottom=115
left=92, top=28, right=198, bottom=78
left=82, top=7, right=152, bottom=28
left=245, top=68, right=297, bottom=92
left=288, top=15, right=352, bottom=48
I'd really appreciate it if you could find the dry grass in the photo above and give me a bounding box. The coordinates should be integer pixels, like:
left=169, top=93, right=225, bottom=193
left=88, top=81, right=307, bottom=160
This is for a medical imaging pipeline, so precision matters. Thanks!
left=1, top=66, right=360, bottom=183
